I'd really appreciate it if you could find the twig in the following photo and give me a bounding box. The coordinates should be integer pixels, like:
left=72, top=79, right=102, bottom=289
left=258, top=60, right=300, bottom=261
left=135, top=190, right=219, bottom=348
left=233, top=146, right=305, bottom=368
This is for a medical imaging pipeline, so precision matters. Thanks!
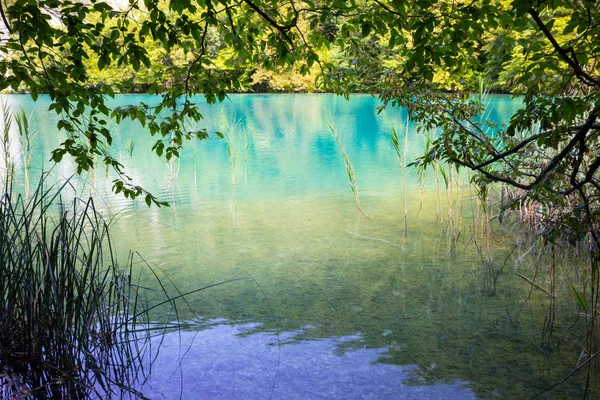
left=345, top=229, right=404, bottom=250
left=515, top=273, right=553, bottom=297
left=530, top=349, right=600, bottom=399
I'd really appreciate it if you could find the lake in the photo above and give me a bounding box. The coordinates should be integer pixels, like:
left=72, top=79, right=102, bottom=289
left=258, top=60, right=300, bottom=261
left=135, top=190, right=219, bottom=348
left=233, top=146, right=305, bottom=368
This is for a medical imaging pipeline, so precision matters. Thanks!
left=0, top=94, right=593, bottom=399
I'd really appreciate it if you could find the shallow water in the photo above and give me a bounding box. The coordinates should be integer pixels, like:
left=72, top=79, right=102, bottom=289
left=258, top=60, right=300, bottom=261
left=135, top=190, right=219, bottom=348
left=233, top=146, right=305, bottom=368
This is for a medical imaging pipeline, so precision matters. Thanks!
left=141, top=322, right=477, bottom=400
left=1, top=94, right=595, bottom=399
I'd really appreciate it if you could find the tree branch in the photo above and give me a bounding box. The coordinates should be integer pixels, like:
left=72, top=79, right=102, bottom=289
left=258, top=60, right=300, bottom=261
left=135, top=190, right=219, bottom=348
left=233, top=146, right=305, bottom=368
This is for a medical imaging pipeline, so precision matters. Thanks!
left=528, top=8, right=600, bottom=88
left=531, top=106, right=600, bottom=188
left=473, top=131, right=547, bottom=169
left=225, top=7, right=237, bottom=37
left=453, top=108, right=600, bottom=190
left=184, top=21, right=209, bottom=95
left=0, top=0, right=11, bottom=34
left=243, top=0, right=296, bottom=48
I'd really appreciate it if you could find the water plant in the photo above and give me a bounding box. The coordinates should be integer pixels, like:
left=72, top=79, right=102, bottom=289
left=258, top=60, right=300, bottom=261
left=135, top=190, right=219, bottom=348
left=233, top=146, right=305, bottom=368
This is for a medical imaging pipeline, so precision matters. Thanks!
left=218, top=118, right=244, bottom=228
left=225, top=132, right=237, bottom=188
left=1, top=102, right=14, bottom=185
left=126, top=137, right=135, bottom=159
left=480, top=195, right=495, bottom=294
left=188, top=144, right=198, bottom=187
left=15, top=108, right=37, bottom=196
left=0, top=176, right=173, bottom=399
left=387, top=120, right=409, bottom=235
left=239, top=127, right=250, bottom=186
left=221, top=117, right=243, bottom=189
left=328, top=122, right=366, bottom=218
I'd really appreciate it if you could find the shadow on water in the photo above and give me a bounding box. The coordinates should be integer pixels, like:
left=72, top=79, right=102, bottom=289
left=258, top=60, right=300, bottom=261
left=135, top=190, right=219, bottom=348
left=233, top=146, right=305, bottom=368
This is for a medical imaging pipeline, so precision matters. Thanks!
left=141, top=321, right=477, bottom=400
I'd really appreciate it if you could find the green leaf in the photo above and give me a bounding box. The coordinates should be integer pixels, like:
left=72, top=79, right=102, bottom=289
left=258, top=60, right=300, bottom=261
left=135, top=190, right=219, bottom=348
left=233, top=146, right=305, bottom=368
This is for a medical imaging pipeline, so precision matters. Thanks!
left=511, top=0, right=532, bottom=17
left=361, top=23, right=371, bottom=37
left=98, top=56, right=107, bottom=70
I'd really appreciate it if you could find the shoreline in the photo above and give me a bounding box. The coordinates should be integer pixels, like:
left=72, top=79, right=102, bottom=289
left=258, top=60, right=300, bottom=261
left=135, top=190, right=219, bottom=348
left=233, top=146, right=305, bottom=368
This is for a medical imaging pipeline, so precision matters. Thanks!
left=0, top=89, right=516, bottom=97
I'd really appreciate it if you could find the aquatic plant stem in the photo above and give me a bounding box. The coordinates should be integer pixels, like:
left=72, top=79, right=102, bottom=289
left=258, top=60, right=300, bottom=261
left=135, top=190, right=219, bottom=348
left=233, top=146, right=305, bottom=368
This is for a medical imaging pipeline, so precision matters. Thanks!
left=240, top=127, right=250, bottom=187
left=345, top=229, right=404, bottom=251
left=387, top=121, right=409, bottom=234
left=1, top=102, right=14, bottom=186
left=403, top=120, right=409, bottom=234
left=15, top=109, right=36, bottom=198
left=433, top=163, right=443, bottom=223
left=328, top=122, right=367, bottom=219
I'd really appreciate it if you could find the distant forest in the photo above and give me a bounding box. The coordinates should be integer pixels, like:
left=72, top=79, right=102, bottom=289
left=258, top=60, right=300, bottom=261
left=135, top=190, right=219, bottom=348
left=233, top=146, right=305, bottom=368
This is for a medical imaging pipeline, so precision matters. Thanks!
left=67, top=4, right=574, bottom=94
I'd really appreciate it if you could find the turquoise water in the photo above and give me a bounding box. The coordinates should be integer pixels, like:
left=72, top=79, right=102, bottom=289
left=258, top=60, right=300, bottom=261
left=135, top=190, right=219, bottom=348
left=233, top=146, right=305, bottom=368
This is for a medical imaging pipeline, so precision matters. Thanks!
left=0, top=94, right=594, bottom=399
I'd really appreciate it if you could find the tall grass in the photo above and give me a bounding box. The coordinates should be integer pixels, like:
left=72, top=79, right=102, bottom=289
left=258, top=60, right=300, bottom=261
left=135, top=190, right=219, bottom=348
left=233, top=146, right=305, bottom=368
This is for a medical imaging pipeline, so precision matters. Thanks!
left=328, top=123, right=366, bottom=218
left=221, top=118, right=243, bottom=228
left=0, top=177, right=165, bottom=399
left=240, top=126, right=250, bottom=187
left=1, top=102, right=14, bottom=185
left=165, top=133, right=180, bottom=182
left=480, top=196, right=495, bottom=294
left=387, top=121, right=409, bottom=235
left=15, top=109, right=37, bottom=196
left=225, top=132, right=237, bottom=189
left=221, top=117, right=243, bottom=189
left=189, top=145, right=198, bottom=187
left=125, top=138, right=135, bottom=159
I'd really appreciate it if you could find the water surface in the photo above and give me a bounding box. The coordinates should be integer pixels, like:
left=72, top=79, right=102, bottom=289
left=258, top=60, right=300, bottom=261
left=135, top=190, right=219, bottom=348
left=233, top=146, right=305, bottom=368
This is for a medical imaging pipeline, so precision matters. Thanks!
left=1, top=94, right=592, bottom=399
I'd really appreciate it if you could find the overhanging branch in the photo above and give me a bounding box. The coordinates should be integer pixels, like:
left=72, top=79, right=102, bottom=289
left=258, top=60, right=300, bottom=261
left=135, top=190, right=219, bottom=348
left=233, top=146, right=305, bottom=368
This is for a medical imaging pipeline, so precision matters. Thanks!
left=529, top=8, right=600, bottom=88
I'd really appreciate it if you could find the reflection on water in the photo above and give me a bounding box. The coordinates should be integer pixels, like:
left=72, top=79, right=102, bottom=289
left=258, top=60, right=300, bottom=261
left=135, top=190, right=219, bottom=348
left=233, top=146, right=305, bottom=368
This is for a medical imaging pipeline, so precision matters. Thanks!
left=142, top=321, right=476, bottom=400
left=0, top=94, right=595, bottom=398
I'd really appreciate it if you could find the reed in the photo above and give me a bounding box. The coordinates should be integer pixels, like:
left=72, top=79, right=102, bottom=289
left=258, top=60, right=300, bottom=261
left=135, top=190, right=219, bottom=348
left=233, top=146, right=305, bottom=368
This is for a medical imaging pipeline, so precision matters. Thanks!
left=482, top=196, right=495, bottom=294
left=1, top=102, right=14, bottom=185
left=189, top=145, right=198, bottom=187
left=457, top=169, right=466, bottom=235
left=0, top=176, right=176, bottom=399
left=227, top=137, right=236, bottom=188
left=447, top=168, right=455, bottom=239
left=239, top=127, right=250, bottom=186
left=125, top=137, right=135, bottom=159
left=165, top=133, right=180, bottom=182
left=387, top=121, right=409, bottom=234
left=15, top=109, right=37, bottom=196
left=433, top=163, right=443, bottom=223
left=329, top=123, right=366, bottom=218
left=97, top=143, right=111, bottom=181
left=436, top=165, right=457, bottom=254
left=221, top=118, right=243, bottom=228
left=417, top=164, right=425, bottom=219
left=222, top=119, right=243, bottom=189
left=404, top=123, right=410, bottom=200
left=166, top=155, right=180, bottom=182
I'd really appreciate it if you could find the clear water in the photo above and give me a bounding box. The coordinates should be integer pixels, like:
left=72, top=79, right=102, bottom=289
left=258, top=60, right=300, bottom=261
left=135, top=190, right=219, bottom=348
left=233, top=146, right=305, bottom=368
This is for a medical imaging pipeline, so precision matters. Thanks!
left=0, top=94, right=594, bottom=399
